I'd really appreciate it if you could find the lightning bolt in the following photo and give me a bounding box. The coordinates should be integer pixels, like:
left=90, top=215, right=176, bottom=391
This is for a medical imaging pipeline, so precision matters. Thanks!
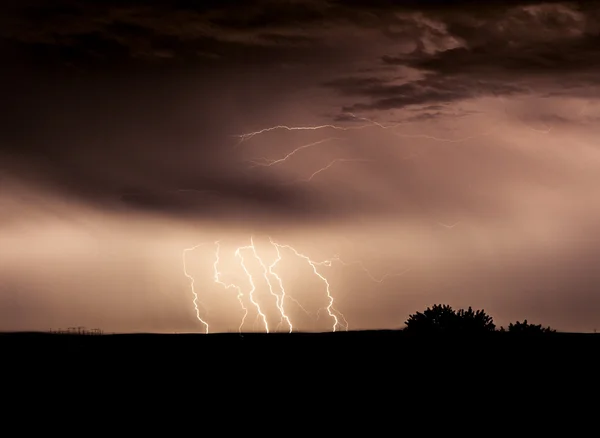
left=346, top=112, right=408, bottom=130
left=247, top=137, right=343, bottom=168
left=236, top=112, right=504, bottom=184
left=294, top=158, right=374, bottom=183
left=266, top=242, right=295, bottom=333
left=237, top=113, right=497, bottom=148
left=329, top=256, right=412, bottom=283
left=212, top=241, right=249, bottom=333
left=248, top=236, right=293, bottom=333
left=437, top=221, right=460, bottom=229
left=390, top=128, right=498, bottom=143
left=268, top=237, right=346, bottom=332
left=236, top=112, right=410, bottom=144
left=183, top=236, right=410, bottom=333
left=235, top=240, right=270, bottom=333
left=182, top=243, right=210, bottom=334
left=234, top=122, right=375, bottom=145
left=284, top=295, right=314, bottom=318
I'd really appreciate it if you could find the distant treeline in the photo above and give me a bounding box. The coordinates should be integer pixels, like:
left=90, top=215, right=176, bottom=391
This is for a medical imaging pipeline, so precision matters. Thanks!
left=45, top=304, right=576, bottom=335
left=403, top=304, right=557, bottom=334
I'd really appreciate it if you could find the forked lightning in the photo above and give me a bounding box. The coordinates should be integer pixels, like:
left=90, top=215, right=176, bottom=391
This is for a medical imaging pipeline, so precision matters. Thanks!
left=183, top=236, right=407, bottom=333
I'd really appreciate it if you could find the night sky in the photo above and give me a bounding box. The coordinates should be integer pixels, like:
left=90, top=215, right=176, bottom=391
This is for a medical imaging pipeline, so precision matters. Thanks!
left=2, top=0, right=600, bottom=333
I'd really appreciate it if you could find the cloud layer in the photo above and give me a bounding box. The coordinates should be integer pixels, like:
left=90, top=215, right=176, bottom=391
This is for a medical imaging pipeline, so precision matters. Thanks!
left=3, top=0, right=600, bottom=332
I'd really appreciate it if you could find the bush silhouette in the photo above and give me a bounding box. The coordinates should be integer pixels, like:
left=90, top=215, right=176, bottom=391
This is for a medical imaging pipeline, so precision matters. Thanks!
left=404, top=304, right=496, bottom=334
left=506, top=320, right=555, bottom=334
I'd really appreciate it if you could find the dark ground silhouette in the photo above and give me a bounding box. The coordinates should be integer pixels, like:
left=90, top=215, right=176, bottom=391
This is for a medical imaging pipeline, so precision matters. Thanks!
left=3, top=307, right=598, bottom=397
left=4, top=307, right=592, bottom=424
left=2, top=305, right=598, bottom=361
left=3, top=328, right=599, bottom=379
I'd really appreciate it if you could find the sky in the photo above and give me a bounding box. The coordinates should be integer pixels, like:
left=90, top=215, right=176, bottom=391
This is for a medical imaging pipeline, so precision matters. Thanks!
left=1, top=0, right=600, bottom=333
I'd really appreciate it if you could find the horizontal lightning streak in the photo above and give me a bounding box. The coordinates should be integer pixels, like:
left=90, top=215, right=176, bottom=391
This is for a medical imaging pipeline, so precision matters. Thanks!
left=391, top=127, right=498, bottom=143
left=237, top=114, right=506, bottom=183
left=234, top=123, right=373, bottom=145
left=437, top=221, right=460, bottom=229
left=297, top=158, right=374, bottom=183
left=236, top=112, right=408, bottom=144
left=247, top=137, right=343, bottom=168
left=330, top=257, right=412, bottom=283
left=346, top=112, right=408, bottom=130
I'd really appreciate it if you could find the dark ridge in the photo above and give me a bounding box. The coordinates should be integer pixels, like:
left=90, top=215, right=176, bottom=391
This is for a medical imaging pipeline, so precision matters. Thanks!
left=3, top=329, right=599, bottom=350
left=4, top=329, right=599, bottom=375
left=3, top=329, right=598, bottom=338
left=4, top=330, right=597, bottom=391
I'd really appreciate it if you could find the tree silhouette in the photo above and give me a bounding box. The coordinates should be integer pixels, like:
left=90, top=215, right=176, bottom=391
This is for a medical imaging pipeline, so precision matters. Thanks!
left=506, top=320, right=555, bottom=334
left=456, top=307, right=496, bottom=332
left=404, top=304, right=496, bottom=334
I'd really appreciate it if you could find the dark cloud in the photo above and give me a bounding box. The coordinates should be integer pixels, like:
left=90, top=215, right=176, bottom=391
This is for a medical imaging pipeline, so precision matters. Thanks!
left=0, top=70, right=336, bottom=225
left=332, top=113, right=365, bottom=123
left=0, top=1, right=336, bottom=74
left=207, top=1, right=327, bottom=29
left=0, top=0, right=597, bottom=207
left=316, top=1, right=600, bottom=113
left=404, top=112, right=443, bottom=122
left=4, top=0, right=600, bottom=333
left=330, top=0, right=579, bottom=15
left=322, top=77, right=391, bottom=95
left=332, top=75, right=523, bottom=112
left=258, top=33, right=317, bottom=46
left=116, top=179, right=322, bottom=223
left=5, top=0, right=596, bottom=79
left=372, top=5, right=592, bottom=111
left=394, top=36, right=600, bottom=79
left=3, top=0, right=597, bottom=220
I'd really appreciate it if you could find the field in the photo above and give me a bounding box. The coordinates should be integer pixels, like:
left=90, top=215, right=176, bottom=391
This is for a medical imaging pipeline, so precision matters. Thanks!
left=3, top=329, right=599, bottom=358
left=4, top=330, right=597, bottom=396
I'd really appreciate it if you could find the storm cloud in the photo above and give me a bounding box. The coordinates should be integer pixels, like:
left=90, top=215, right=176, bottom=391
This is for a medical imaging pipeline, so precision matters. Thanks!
left=2, top=0, right=600, bottom=333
